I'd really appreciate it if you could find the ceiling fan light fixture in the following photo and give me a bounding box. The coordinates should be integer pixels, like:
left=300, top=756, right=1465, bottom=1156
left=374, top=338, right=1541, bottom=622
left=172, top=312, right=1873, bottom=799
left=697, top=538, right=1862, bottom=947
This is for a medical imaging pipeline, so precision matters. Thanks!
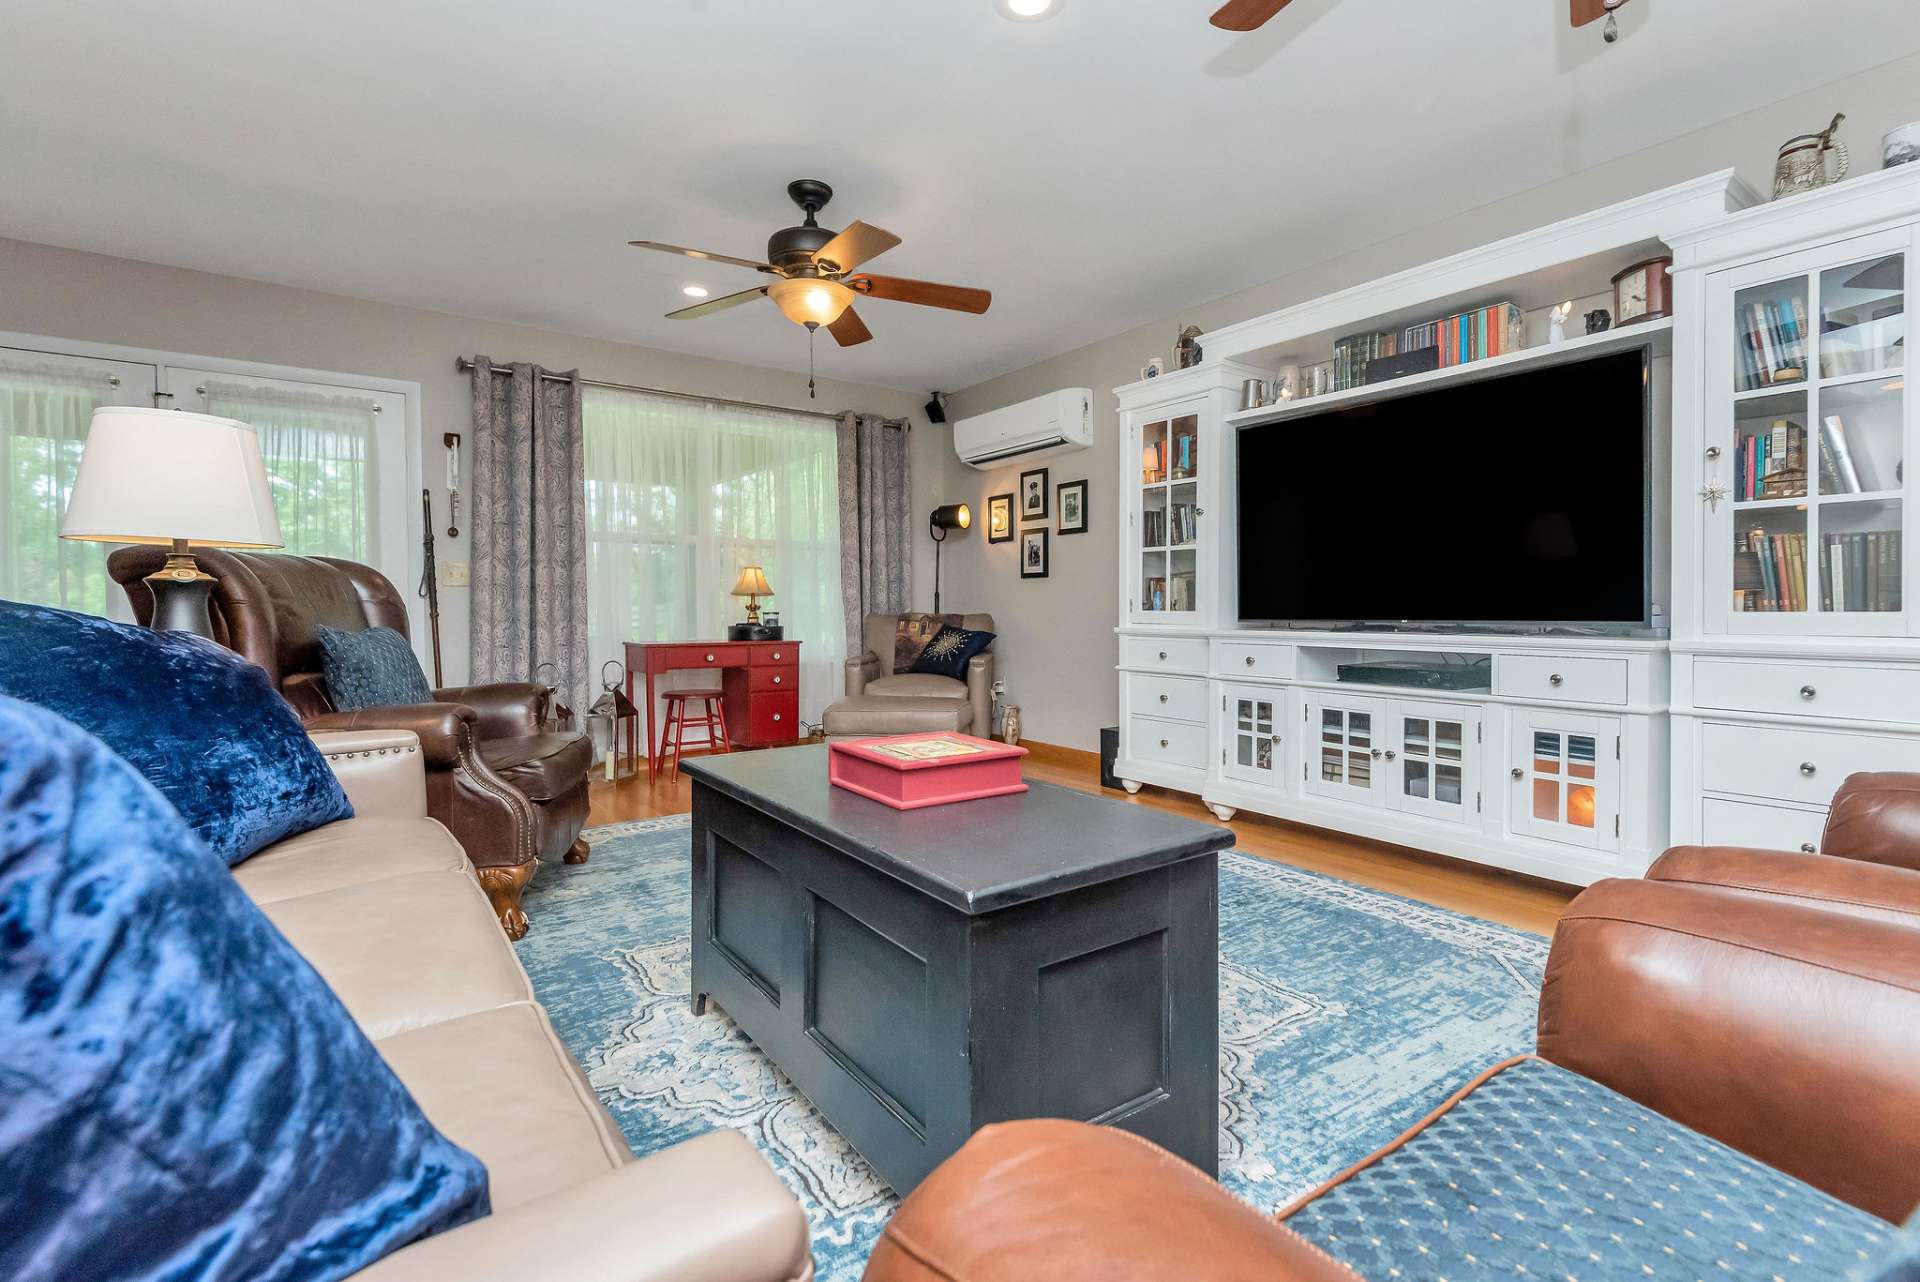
left=768, top=277, right=853, bottom=328
left=997, top=0, right=1058, bottom=22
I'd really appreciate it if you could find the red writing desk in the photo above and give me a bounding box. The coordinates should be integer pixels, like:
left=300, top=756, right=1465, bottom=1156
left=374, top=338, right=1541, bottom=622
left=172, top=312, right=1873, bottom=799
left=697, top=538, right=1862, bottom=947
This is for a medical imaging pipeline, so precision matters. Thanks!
left=624, top=640, right=802, bottom=780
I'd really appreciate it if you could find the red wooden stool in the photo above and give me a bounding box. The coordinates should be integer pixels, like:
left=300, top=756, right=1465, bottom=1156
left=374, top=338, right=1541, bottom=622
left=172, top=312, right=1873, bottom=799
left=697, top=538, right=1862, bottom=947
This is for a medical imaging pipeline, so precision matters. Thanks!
left=660, top=688, right=731, bottom=781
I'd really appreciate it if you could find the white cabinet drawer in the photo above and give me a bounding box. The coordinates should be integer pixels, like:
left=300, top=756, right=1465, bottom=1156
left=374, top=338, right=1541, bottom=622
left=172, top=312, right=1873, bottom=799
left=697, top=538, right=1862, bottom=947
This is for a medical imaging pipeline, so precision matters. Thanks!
left=1120, top=635, right=1208, bottom=673
left=1212, top=639, right=1297, bottom=680
left=1699, top=798, right=1828, bottom=854
left=1126, top=674, right=1208, bottom=723
left=1128, top=715, right=1208, bottom=769
left=1694, top=658, right=1920, bottom=726
left=1495, top=654, right=1628, bottom=706
left=1699, top=721, right=1920, bottom=807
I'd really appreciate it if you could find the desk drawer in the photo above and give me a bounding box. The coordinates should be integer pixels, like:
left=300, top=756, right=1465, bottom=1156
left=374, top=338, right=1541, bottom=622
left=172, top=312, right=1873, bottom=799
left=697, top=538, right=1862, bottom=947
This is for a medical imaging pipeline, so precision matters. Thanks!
left=750, top=642, right=798, bottom=666
left=1495, top=654, right=1628, bottom=706
left=1120, top=635, right=1208, bottom=673
left=1126, top=674, right=1208, bottom=724
left=1700, top=721, right=1920, bottom=807
left=1695, top=657, right=1920, bottom=725
left=1699, top=797, right=1828, bottom=854
left=1212, top=639, right=1296, bottom=679
left=654, top=643, right=749, bottom=671
left=1128, top=715, right=1208, bottom=769
left=748, top=692, right=799, bottom=741
left=749, top=664, right=799, bottom=693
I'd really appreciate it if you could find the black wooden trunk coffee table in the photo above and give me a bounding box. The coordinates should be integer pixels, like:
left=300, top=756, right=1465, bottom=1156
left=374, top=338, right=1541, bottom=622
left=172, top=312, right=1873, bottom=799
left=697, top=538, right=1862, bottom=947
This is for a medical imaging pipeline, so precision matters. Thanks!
left=683, top=744, right=1232, bottom=1194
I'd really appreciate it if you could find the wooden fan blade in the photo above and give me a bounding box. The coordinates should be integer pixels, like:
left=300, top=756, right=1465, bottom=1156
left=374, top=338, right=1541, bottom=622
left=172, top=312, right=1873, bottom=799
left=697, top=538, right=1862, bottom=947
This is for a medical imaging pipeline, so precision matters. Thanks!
left=813, top=221, right=902, bottom=274
left=665, top=286, right=769, bottom=320
left=629, top=240, right=776, bottom=273
left=1210, top=0, right=1292, bottom=31
left=848, top=275, right=991, bottom=315
left=1570, top=0, right=1621, bottom=27
left=828, top=306, right=873, bottom=347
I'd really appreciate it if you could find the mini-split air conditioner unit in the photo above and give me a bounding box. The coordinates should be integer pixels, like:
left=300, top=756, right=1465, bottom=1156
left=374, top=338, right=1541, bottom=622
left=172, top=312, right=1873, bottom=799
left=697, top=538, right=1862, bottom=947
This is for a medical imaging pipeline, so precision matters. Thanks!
left=951, top=388, right=1093, bottom=470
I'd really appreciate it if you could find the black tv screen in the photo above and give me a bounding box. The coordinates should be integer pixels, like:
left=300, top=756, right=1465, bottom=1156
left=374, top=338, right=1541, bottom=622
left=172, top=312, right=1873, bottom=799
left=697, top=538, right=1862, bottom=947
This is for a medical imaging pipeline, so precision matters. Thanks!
left=1237, top=347, right=1650, bottom=627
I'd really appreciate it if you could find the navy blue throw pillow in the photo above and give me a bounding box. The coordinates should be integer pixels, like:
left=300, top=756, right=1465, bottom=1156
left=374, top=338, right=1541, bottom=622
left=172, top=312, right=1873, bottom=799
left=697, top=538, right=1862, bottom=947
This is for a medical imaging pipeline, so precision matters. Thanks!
left=0, top=601, right=352, bottom=866
left=0, top=695, right=489, bottom=1282
left=317, top=624, right=434, bottom=711
left=908, top=625, right=995, bottom=681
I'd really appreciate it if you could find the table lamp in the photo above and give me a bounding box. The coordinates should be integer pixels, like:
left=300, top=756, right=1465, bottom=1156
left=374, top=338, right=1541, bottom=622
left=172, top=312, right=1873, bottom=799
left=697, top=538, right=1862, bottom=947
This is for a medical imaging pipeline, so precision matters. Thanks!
left=729, top=565, right=775, bottom=641
left=60, top=407, right=283, bottom=638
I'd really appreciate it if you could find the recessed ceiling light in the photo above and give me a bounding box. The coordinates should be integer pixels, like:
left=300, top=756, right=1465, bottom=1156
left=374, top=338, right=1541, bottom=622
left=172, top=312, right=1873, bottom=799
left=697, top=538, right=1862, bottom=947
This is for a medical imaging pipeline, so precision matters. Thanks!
left=682, top=284, right=710, bottom=298
left=997, top=0, right=1058, bottom=22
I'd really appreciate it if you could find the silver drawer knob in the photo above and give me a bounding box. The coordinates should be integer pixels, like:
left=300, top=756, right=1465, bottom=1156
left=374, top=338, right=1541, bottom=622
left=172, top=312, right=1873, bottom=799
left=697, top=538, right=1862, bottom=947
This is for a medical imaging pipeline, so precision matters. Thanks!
left=705, top=653, right=716, bottom=662
left=1384, top=750, right=1397, bottom=761
left=1369, top=748, right=1383, bottom=758
left=1511, top=767, right=1524, bottom=779
left=1548, top=673, right=1564, bottom=686
left=773, top=675, right=782, bottom=684
left=1799, top=761, right=1816, bottom=776
left=1159, top=694, right=1169, bottom=703
left=1158, top=650, right=1168, bottom=660
left=1800, top=843, right=1817, bottom=853
left=1800, top=685, right=1816, bottom=699
left=1159, top=738, right=1170, bottom=748
left=1245, top=655, right=1256, bottom=666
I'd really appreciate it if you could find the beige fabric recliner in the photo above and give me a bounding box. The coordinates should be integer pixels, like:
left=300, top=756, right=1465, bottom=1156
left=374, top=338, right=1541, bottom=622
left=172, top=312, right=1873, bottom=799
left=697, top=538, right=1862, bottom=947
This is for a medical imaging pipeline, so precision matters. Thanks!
left=263, top=729, right=812, bottom=1282
left=826, top=612, right=995, bottom=740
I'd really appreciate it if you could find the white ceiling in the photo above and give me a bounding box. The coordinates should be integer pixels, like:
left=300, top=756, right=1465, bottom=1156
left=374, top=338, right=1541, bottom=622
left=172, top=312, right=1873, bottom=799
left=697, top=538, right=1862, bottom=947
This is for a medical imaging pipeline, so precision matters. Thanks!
left=5, top=1, right=1918, bottom=393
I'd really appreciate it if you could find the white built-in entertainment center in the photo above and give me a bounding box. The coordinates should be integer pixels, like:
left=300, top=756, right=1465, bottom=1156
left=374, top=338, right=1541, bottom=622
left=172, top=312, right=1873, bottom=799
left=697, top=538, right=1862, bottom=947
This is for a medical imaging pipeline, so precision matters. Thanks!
left=1113, top=165, right=1920, bottom=886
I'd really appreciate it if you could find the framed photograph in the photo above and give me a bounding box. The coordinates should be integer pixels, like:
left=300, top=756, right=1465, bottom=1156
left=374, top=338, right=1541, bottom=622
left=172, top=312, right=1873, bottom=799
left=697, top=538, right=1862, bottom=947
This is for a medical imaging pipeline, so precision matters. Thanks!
left=986, top=492, right=1014, bottom=543
left=1020, top=528, right=1050, bottom=579
left=1019, top=467, right=1048, bottom=521
left=1056, top=479, right=1088, bottom=535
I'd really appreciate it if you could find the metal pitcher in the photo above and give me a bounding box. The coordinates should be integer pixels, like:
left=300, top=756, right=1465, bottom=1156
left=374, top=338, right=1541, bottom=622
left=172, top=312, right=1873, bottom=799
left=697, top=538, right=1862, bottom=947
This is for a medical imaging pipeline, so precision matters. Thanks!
left=1773, top=113, right=1849, bottom=200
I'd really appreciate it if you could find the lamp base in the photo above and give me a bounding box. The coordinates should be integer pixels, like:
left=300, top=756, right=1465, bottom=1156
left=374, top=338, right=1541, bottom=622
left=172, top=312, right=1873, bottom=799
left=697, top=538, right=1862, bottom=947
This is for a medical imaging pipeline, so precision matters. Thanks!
left=144, top=541, right=215, bottom=638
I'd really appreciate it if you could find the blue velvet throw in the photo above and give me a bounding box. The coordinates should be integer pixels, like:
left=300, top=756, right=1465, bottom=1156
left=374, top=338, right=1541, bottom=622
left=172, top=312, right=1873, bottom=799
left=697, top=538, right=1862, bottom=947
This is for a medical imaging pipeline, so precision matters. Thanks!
left=0, top=601, right=351, bottom=865
left=316, top=624, right=434, bottom=711
left=0, top=695, right=490, bottom=1282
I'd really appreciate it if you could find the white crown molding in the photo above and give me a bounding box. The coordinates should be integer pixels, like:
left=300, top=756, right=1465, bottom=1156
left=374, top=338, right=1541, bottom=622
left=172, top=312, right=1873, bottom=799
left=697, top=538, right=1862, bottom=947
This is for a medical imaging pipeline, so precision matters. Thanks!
left=1665, top=162, right=1920, bottom=273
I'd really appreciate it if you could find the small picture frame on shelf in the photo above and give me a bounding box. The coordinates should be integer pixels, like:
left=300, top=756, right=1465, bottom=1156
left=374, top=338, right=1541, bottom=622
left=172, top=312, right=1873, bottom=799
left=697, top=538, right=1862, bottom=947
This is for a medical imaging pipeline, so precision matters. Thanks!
left=986, top=492, right=1014, bottom=543
left=1019, top=467, right=1049, bottom=521
left=1020, top=528, right=1050, bottom=579
left=1057, top=479, right=1088, bottom=535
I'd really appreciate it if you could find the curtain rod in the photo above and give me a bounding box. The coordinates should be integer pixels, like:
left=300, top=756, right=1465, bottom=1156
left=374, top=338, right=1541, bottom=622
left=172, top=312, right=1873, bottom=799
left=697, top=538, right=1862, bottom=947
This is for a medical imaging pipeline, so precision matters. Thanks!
left=454, top=357, right=907, bottom=428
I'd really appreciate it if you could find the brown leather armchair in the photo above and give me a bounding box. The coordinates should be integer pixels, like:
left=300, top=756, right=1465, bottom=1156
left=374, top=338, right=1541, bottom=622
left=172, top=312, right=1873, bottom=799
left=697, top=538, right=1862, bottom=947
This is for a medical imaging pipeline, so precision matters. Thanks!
left=828, top=612, right=995, bottom=740
left=109, top=548, right=590, bottom=940
left=863, top=774, right=1920, bottom=1280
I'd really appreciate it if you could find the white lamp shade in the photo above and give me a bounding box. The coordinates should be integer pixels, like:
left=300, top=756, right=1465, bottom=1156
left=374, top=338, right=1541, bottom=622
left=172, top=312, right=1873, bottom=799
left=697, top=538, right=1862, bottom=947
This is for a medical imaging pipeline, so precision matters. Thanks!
left=61, top=407, right=283, bottom=548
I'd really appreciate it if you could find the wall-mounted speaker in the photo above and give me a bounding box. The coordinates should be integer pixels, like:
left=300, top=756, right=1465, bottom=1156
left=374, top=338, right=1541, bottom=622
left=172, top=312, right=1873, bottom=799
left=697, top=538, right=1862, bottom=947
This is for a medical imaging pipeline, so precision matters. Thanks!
left=924, top=392, right=947, bottom=424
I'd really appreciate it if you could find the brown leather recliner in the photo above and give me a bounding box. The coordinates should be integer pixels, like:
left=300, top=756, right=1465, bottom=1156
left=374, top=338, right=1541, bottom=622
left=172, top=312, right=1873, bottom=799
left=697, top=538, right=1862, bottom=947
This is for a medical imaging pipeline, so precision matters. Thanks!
left=862, top=773, right=1920, bottom=1281
left=108, top=548, right=590, bottom=940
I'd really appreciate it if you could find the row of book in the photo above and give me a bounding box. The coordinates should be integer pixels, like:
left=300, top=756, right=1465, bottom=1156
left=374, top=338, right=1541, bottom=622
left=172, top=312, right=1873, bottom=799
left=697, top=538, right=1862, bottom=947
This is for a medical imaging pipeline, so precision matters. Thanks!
left=1737, top=293, right=1810, bottom=389
left=1735, top=413, right=1880, bottom=502
left=1141, top=430, right=1196, bottom=484
left=1733, top=528, right=1902, bottom=612
left=1141, top=503, right=1199, bottom=549
left=1332, top=301, right=1526, bottom=391
left=1143, top=574, right=1195, bottom=613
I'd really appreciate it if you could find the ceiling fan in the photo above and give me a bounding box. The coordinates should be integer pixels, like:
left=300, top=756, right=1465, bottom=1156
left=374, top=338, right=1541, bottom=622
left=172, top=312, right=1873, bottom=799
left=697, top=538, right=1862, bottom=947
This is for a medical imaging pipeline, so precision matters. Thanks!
left=629, top=179, right=991, bottom=352
left=1210, top=0, right=1634, bottom=37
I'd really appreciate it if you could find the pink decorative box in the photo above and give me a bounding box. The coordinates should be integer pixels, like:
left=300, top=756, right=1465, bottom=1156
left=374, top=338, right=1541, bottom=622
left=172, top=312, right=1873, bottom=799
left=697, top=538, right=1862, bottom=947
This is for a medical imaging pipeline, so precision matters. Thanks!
left=827, top=733, right=1029, bottom=810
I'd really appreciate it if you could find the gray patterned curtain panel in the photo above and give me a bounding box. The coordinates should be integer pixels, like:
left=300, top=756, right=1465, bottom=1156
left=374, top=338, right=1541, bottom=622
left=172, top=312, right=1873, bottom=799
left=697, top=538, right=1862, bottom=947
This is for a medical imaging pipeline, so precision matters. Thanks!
left=836, top=413, right=912, bottom=658
left=468, top=358, right=591, bottom=718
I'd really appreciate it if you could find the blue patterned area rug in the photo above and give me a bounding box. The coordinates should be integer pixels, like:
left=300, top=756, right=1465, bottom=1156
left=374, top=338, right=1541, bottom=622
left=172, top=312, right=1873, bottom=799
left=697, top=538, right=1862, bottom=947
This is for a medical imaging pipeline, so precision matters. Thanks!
left=516, top=815, right=1550, bottom=1282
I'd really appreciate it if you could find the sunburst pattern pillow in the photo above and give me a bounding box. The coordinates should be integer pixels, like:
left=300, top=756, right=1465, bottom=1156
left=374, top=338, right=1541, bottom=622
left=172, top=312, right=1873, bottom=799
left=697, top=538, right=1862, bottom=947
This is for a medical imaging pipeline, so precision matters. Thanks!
left=907, top=625, right=995, bottom=681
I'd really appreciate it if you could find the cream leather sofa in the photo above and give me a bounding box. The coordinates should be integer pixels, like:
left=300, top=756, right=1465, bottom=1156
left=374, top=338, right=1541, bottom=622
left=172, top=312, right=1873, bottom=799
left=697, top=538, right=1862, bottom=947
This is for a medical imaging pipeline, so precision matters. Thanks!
left=250, top=728, right=813, bottom=1282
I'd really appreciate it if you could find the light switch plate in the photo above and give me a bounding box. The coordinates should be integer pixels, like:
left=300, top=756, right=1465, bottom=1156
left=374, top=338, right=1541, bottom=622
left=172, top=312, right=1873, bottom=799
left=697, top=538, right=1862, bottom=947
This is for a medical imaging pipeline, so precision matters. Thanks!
left=441, top=561, right=470, bottom=587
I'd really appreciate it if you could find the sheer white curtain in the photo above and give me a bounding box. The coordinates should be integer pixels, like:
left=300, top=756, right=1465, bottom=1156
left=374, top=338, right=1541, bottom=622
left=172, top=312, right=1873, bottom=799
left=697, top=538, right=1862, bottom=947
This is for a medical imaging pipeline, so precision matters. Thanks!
left=583, top=386, right=846, bottom=733
left=0, top=358, right=116, bottom=613
left=203, top=380, right=379, bottom=563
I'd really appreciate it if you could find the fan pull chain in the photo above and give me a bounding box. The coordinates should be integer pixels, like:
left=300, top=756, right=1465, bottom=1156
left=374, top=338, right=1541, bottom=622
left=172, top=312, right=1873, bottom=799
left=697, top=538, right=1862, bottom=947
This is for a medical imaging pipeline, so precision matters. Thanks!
left=808, top=328, right=817, bottom=399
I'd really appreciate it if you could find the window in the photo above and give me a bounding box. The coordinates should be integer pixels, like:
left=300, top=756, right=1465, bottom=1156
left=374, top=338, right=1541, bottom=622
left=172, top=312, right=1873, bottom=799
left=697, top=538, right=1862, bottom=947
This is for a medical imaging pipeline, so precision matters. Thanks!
left=583, top=386, right=845, bottom=730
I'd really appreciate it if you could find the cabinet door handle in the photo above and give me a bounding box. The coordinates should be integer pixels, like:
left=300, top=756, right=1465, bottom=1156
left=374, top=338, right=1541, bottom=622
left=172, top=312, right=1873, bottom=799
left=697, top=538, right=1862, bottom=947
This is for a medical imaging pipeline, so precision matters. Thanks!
left=1511, top=767, right=1525, bottom=779
left=1384, top=750, right=1397, bottom=761
left=705, top=653, right=716, bottom=662
left=1705, top=445, right=1722, bottom=460
left=1159, top=738, right=1170, bottom=748
left=1799, top=842, right=1818, bottom=853
left=1800, top=685, right=1816, bottom=699
left=772, top=675, right=782, bottom=684
left=1548, top=673, right=1564, bottom=687
left=1799, top=761, right=1816, bottom=776
left=1369, top=748, right=1383, bottom=758
left=1158, top=693, right=1169, bottom=703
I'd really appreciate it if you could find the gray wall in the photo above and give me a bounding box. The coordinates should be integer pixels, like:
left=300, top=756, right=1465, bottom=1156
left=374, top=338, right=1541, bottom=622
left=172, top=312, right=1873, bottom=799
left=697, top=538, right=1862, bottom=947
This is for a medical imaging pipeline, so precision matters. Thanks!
left=0, top=237, right=944, bottom=685
left=938, top=53, right=1920, bottom=751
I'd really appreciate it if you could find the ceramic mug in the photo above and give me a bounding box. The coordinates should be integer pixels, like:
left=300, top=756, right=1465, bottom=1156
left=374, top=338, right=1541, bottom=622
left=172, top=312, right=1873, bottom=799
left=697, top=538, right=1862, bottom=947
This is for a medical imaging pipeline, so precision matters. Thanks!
left=1886, top=121, right=1920, bottom=170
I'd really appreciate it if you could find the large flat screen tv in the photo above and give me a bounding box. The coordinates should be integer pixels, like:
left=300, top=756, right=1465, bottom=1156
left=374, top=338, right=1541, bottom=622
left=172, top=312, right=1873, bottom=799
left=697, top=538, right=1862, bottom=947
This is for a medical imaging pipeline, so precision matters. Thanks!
left=1237, top=347, right=1651, bottom=629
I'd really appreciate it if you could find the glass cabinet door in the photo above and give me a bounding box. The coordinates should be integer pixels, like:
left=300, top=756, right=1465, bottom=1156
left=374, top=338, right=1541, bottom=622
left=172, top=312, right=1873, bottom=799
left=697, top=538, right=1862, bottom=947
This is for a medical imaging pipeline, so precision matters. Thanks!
left=1391, top=700, right=1477, bottom=824
left=1135, top=410, right=1201, bottom=618
left=1221, top=685, right=1281, bottom=785
left=1305, top=694, right=1385, bottom=804
left=1716, top=236, right=1909, bottom=632
left=1508, top=713, right=1619, bottom=851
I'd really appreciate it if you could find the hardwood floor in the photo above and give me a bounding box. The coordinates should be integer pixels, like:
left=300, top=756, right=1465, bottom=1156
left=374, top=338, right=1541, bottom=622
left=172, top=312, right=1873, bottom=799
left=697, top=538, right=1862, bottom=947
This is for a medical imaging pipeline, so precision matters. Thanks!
left=588, top=744, right=1578, bottom=936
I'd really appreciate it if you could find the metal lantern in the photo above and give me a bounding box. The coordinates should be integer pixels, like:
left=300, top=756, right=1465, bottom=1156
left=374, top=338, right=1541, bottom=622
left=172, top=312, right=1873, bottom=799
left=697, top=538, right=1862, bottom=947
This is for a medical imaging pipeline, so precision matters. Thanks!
left=533, top=661, right=576, bottom=733
left=585, top=660, right=639, bottom=782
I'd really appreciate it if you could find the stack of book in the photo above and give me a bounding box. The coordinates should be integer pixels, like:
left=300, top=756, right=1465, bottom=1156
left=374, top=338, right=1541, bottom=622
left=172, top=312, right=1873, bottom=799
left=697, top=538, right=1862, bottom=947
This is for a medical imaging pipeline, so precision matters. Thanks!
left=1820, top=530, right=1903, bottom=612
left=1737, top=293, right=1810, bottom=389
left=1736, top=418, right=1808, bottom=501
left=1734, top=528, right=1810, bottom=612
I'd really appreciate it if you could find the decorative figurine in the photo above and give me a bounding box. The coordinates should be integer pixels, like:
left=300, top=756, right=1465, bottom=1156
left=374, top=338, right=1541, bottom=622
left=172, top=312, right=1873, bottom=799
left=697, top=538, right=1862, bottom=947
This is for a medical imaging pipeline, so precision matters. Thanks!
left=1585, top=308, right=1612, bottom=334
left=1548, top=301, right=1573, bottom=346
left=1175, top=325, right=1204, bottom=370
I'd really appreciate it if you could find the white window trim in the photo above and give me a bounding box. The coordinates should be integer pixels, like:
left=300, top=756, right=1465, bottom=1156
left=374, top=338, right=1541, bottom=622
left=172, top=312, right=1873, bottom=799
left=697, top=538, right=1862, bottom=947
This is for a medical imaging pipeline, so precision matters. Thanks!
left=0, top=329, right=428, bottom=653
